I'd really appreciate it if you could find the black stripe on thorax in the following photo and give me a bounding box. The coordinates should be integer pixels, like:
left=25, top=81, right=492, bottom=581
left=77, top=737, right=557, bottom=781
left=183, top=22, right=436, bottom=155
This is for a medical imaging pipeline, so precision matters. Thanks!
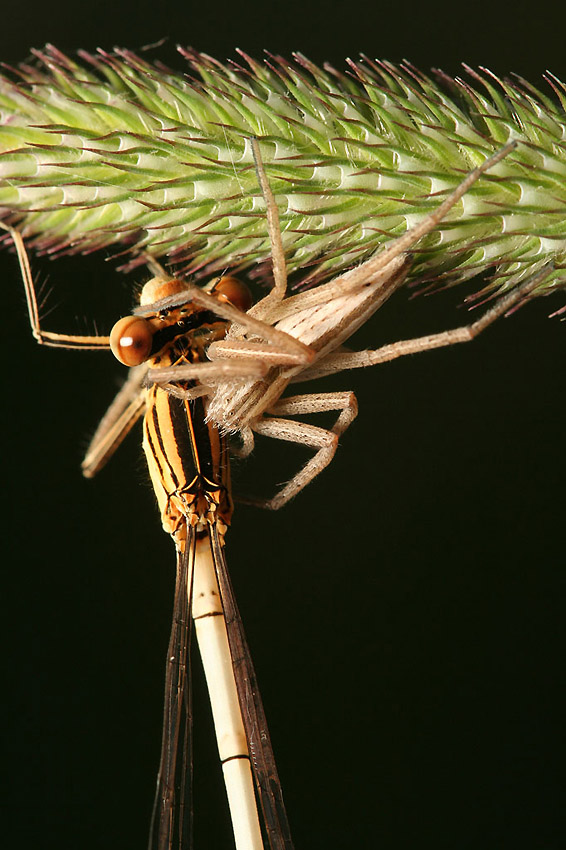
left=150, top=393, right=183, bottom=491
left=168, top=393, right=199, bottom=478
left=187, top=396, right=215, bottom=479
left=144, top=400, right=168, bottom=482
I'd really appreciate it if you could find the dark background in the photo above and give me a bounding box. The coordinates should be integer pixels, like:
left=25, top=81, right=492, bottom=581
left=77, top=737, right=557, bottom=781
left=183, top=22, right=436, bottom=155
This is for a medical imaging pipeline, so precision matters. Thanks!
left=2, top=3, right=565, bottom=849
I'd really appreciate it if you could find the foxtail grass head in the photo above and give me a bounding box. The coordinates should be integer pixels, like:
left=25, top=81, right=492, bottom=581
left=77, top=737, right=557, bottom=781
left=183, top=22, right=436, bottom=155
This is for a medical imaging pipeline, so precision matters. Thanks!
left=0, top=46, right=565, bottom=301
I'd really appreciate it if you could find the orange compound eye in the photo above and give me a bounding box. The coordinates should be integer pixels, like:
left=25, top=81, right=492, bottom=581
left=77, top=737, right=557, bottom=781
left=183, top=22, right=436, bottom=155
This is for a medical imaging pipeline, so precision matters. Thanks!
left=110, top=316, right=154, bottom=366
left=213, top=276, right=253, bottom=313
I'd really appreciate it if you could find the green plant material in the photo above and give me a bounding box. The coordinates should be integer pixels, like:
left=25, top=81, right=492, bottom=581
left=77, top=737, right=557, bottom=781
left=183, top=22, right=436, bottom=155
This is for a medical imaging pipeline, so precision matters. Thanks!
left=1, top=45, right=565, bottom=300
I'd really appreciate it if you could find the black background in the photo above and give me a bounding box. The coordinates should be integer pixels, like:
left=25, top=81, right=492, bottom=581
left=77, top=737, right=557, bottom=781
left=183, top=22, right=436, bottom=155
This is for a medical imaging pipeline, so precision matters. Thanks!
left=2, top=4, right=565, bottom=850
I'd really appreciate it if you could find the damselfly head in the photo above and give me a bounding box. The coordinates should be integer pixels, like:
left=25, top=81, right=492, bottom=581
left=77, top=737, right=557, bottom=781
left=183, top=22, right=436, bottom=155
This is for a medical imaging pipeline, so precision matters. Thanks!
left=110, top=273, right=253, bottom=367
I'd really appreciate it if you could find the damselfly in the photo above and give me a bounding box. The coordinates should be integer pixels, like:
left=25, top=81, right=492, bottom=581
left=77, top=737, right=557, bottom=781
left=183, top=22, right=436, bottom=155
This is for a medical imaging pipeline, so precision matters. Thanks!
left=1, top=137, right=552, bottom=850
left=2, top=217, right=295, bottom=849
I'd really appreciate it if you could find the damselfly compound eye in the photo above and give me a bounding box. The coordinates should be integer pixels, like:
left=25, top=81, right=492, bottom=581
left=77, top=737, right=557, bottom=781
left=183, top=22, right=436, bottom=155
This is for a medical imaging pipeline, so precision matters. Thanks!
left=213, top=276, right=253, bottom=313
left=110, top=316, right=153, bottom=366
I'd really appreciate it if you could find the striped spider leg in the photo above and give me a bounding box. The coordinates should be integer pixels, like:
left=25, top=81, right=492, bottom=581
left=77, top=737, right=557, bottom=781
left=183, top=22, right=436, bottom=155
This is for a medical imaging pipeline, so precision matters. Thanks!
left=165, top=139, right=547, bottom=510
